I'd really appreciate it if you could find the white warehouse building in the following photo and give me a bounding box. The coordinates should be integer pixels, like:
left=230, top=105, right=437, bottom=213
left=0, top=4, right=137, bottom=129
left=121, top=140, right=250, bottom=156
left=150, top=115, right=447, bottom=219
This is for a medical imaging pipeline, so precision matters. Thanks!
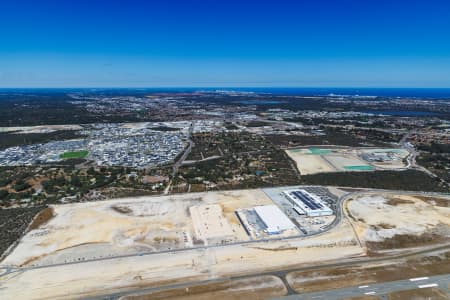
left=254, top=205, right=296, bottom=234
left=283, top=189, right=333, bottom=217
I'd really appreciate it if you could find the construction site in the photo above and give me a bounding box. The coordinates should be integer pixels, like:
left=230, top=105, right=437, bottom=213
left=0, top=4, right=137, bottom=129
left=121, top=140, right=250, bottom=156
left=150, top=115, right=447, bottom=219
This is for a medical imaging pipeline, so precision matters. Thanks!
left=0, top=188, right=449, bottom=299
left=1, top=187, right=341, bottom=268
left=286, top=147, right=409, bottom=175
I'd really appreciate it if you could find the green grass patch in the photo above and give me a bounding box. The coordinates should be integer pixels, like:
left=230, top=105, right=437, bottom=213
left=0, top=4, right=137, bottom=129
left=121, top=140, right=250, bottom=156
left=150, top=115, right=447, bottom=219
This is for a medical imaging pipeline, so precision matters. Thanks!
left=60, top=150, right=89, bottom=159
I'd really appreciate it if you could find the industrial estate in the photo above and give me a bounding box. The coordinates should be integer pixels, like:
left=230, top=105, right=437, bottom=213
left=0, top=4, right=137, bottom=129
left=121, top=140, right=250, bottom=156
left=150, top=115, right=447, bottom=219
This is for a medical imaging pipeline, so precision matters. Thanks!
left=1, top=186, right=449, bottom=300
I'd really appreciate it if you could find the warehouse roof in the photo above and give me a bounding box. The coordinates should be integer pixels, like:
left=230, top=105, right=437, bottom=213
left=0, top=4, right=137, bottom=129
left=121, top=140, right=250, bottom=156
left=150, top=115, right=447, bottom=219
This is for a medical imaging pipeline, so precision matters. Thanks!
left=254, top=205, right=296, bottom=234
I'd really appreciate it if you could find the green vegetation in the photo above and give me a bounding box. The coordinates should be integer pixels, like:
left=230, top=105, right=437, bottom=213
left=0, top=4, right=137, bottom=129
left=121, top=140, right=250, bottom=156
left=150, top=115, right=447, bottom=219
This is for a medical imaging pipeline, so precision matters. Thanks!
left=0, top=206, right=46, bottom=257
left=0, top=93, right=151, bottom=126
left=0, top=165, right=171, bottom=208
left=60, top=150, right=89, bottom=159
left=0, top=130, right=84, bottom=150
left=243, top=120, right=270, bottom=127
left=417, top=143, right=450, bottom=183
left=418, top=142, right=450, bottom=154
left=175, top=132, right=301, bottom=192
left=150, top=126, right=180, bottom=132
left=301, top=170, right=448, bottom=192
left=265, top=127, right=397, bottom=148
left=224, top=122, right=239, bottom=130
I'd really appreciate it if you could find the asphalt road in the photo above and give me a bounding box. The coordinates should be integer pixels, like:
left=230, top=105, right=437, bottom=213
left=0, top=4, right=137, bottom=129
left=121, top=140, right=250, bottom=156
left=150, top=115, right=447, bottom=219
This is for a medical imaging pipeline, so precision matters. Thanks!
left=273, top=274, right=450, bottom=300
left=164, top=122, right=194, bottom=194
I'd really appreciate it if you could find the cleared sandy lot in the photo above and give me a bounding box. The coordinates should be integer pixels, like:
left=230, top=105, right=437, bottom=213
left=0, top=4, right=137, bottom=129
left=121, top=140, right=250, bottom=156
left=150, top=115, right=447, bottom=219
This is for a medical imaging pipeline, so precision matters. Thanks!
left=0, top=188, right=364, bottom=299
left=0, top=124, right=83, bottom=133
left=1, top=190, right=274, bottom=267
left=286, top=149, right=336, bottom=175
left=286, top=147, right=408, bottom=175
left=346, top=193, right=450, bottom=252
left=1, top=190, right=448, bottom=299
left=0, top=219, right=363, bottom=300
left=190, top=204, right=234, bottom=245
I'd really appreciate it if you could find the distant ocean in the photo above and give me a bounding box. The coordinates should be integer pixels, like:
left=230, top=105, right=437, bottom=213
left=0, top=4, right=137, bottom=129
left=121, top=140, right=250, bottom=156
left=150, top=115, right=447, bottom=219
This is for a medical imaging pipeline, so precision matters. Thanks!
left=218, top=88, right=450, bottom=99
left=1, top=87, right=450, bottom=99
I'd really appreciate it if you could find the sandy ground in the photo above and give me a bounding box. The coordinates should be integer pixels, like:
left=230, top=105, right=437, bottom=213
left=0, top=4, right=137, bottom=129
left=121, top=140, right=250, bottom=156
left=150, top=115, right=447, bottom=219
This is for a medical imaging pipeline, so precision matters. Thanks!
left=2, top=190, right=447, bottom=299
left=119, top=275, right=287, bottom=300
left=0, top=125, right=83, bottom=133
left=286, top=148, right=408, bottom=175
left=285, top=150, right=336, bottom=175
left=0, top=203, right=363, bottom=299
left=347, top=194, right=450, bottom=247
left=190, top=204, right=234, bottom=244
left=0, top=240, right=363, bottom=299
left=0, top=190, right=274, bottom=267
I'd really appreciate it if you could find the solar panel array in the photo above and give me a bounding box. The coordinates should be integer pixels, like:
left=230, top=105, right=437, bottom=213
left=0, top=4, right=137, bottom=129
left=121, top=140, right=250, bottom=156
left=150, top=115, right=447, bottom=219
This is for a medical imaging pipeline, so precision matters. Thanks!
left=291, top=191, right=323, bottom=211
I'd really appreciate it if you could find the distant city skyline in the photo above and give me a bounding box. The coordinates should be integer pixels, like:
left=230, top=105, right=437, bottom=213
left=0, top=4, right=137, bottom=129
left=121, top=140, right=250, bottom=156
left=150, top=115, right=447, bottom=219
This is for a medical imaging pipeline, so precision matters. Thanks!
left=1, top=0, right=450, bottom=88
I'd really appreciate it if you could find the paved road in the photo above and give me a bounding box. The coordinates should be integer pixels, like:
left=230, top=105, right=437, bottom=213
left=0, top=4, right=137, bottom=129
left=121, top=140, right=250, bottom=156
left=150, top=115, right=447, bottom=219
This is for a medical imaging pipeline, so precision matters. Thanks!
left=164, top=122, right=194, bottom=194
left=274, top=274, right=450, bottom=300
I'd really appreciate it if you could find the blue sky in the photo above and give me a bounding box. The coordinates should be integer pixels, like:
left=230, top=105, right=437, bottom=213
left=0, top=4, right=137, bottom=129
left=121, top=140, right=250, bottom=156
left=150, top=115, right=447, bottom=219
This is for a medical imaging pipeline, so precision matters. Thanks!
left=1, top=0, right=450, bottom=87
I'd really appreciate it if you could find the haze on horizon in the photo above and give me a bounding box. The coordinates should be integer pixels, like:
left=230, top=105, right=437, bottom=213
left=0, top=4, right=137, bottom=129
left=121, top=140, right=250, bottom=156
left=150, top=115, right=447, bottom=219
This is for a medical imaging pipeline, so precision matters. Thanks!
left=1, top=0, right=450, bottom=88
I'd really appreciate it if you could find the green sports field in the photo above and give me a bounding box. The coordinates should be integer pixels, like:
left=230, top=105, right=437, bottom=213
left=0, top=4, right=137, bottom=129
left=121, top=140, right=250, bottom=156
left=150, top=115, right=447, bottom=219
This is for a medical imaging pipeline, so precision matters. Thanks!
left=60, top=150, right=89, bottom=159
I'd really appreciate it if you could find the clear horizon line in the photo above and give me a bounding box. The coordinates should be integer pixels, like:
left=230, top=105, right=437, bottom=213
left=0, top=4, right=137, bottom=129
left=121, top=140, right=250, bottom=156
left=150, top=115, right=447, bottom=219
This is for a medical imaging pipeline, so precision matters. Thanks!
left=1, top=86, right=450, bottom=89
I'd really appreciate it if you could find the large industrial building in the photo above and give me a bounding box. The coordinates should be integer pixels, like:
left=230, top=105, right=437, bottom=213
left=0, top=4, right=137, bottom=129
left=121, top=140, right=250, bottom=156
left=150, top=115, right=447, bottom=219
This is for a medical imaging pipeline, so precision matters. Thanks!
left=254, top=205, right=296, bottom=234
left=283, top=189, right=333, bottom=217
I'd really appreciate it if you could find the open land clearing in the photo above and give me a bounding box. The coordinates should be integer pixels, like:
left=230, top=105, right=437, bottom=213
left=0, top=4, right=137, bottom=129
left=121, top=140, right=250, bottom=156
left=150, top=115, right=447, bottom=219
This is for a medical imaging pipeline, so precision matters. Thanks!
left=286, top=147, right=409, bottom=175
left=346, top=193, right=450, bottom=253
left=0, top=189, right=449, bottom=299
left=0, top=219, right=363, bottom=299
left=1, top=189, right=277, bottom=267
left=0, top=124, right=83, bottom=134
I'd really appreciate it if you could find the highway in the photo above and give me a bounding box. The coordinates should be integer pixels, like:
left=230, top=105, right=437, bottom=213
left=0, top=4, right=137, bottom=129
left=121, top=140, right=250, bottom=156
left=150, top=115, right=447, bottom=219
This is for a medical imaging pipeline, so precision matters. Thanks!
left=164, top=122, right=194, bottom=194
left=274, top=274, right=450, bottom=300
